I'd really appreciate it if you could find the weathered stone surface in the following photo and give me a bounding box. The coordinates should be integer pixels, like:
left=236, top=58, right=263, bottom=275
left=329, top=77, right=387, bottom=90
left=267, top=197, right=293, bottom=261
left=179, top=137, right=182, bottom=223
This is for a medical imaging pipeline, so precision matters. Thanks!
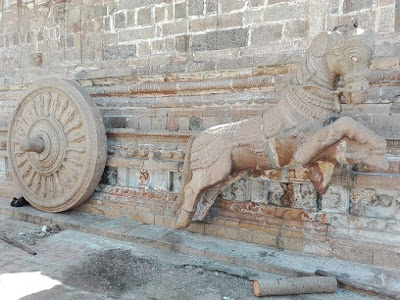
left=104, top=44, right=136, bottom=60
left=251, top=23, right=283, bottom=45
left=350, top=188, right=400, bottom=220
left=114, top=12, right=126, bottom=28
left=188, top=0, right=204, bottom=16
left=321, top=186, right=350, bottom=213
left=175, top=2, right=186, bottom=19
left=343, top=0, right=373, bottom=13
left=191, top=28, right=249, bottom=51
left=137, top=7, right=152, bottom=26
left=263, top=3, right=308, bottom=22
left=220, top=0, right=246, bottom=13
left=284, top=19, right=309, bottom=39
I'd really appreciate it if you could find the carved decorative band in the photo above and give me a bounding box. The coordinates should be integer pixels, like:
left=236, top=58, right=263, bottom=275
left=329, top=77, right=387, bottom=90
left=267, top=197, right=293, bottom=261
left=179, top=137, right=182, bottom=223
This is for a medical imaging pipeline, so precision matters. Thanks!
left=85, top=75, right=285, bottom=97
left=84, top=69, right=400, bottom=97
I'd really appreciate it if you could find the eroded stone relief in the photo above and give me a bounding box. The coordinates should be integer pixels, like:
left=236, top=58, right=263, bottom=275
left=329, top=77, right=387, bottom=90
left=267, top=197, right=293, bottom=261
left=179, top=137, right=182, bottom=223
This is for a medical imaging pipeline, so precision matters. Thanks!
left=173, top=28, right=389, bottom=229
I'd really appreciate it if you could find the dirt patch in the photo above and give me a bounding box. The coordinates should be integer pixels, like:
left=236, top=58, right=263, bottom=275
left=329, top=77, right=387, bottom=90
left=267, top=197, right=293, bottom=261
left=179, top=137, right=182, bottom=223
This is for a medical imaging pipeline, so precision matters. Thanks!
left=62, top=248, right=254, bottom=300
left=63, top=249, right=160, bottom=298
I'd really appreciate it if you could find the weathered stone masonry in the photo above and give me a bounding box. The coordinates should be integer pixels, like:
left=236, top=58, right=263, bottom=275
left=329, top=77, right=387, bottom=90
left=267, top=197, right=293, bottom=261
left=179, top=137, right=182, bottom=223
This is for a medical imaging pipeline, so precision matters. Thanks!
left=0, top=0, right=400, bottom=268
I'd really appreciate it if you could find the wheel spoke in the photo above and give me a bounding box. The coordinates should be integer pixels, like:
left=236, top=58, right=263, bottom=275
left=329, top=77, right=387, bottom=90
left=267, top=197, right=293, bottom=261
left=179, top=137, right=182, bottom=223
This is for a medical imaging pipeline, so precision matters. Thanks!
left=8, top=79, right=106, bottom=212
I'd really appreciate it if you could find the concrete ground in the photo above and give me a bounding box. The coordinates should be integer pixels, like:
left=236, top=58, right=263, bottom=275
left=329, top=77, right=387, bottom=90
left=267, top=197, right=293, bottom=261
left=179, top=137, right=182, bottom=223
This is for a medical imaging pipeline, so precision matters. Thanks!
left=0, top=200, right=398, bottom=299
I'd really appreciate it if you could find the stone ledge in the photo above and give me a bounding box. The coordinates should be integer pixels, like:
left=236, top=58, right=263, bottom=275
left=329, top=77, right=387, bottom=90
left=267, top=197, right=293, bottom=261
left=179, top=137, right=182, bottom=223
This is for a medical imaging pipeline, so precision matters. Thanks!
left=0, top=198, right=398, bottom=299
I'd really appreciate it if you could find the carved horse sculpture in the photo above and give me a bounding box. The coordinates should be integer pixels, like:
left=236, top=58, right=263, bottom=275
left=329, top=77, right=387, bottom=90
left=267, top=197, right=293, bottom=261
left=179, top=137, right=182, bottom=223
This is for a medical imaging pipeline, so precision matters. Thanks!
left=173, top=28, right=389, bottom=229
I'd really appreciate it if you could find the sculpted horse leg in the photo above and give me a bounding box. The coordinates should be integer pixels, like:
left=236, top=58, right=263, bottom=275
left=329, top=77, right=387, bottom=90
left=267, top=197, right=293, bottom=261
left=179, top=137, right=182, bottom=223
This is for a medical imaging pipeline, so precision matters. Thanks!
left=174, top=151, right=233, bottom=229
left=192, top=171, right=249, bottom=222
left=295, top=116, right=388, bottom=175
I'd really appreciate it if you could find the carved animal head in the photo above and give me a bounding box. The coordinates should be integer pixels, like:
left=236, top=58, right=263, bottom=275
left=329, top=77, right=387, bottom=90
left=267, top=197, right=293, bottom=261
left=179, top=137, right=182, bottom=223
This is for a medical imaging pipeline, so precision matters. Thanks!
left=328, top=27, right=373, bottom=104
left=310, top=27, right=373, bottom=104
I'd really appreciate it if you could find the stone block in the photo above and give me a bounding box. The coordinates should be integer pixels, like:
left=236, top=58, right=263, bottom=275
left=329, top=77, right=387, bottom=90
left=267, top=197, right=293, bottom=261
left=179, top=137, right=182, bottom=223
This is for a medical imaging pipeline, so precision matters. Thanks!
left=284, top=19, right=309, bottom=39
left=151, top=39, right=164, bottom=54
left=162, top=20, right=187, bottom=36
left=350, top=188, right=400, bottom=221
left=167, top=116, right=179, bottom=131
left=178, top=117, right=190, bottom=131
left=191, top=28, right=249, bottom=52
left=103, top=32, right=118, bottom=46
left=119, top=0, right=164, bottom=10
left=292, top=183, right=317, bottom=209
left=376, top=6, right=396, bottom=32
left=104, top=16, right=111, bottom=31
left=396, top=2, right=400, bottom=31
left=137, top=7, right=152, bottom=26
left=165, top=37, right=175, bottom=51
left=127, top=11, right=135, bottom=27
left=189, top=16, right=218, bottom=32
left=263, top=3, right=307, bottom=22
left=206, top=0, right=218, bottom=13
left=151, top=116, right=167, bottom=130
left=202, top=117, right=221, bottom=129
left=278, top=236, right=305, bottom=252
left=220, top=0, right=245, bottom=13
left=117, top=167, right=129, bottom=187
left=217, top=14, right=244, bottom=28
left=244, top=9, right=264, bottom=25
left=249, top=179, right=268, bottom=203
left=343, top=0, right=373, bottom=13
left=249, top=0, right=265, bottom=7
left=0, top=157, right=8, bottom=172
left=175, top=35, right=189, bottom=52
left=220, top=178, right=248, bottom=201
left=114, top=11, right=126, bottom=28
left=321, top=186, right=349, bottom=214
left=137, top=41, right=151, bottom=57
left=138, top=116, right=152, bottom=130
left=104, top=44, right=136, bottom=60
left=66, top=34, right=74, bottom=48
left=268, top=0, right=291, bottom=4
left=370, top=57, right=399, bottom=69
left=107, top=116, right=127, bottom=128
left=127, top=116, right=139, bottom=129
left=171, top=172, right=182, bottom=193
left=119, top=28, right=155, bottom=42
left=188, top=0, right=204, bottom=16
left=266, top=181, right=284, bottom=205
left=189, top=116, right=202, bottom=131
left=251, top=23, right=283, bottom=46
left=371, top=114, right=394, bottom=136
left=149, top=170, right=171, bottom=191
left=126, top=168, right=140, bottom=188
left=155, top=6, right=166, bottom=23
left=175, top=2, right=186, bottom=19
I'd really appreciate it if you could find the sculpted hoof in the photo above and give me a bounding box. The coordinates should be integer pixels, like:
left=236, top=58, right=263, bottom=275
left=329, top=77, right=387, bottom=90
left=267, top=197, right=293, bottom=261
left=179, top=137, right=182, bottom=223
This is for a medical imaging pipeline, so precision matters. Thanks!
left=173, top=209, right=194, bottom=230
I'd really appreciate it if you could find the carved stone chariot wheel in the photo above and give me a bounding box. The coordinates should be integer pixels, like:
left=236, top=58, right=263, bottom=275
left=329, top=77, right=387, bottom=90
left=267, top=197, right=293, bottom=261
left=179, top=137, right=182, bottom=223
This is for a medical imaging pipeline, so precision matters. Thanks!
left=8, top=79, right=107, bottom=212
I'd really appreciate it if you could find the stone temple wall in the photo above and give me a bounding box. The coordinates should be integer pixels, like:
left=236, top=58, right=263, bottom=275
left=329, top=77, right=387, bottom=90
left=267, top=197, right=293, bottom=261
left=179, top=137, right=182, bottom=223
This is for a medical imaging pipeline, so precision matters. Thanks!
left=0, top=0, right=400, bottom=267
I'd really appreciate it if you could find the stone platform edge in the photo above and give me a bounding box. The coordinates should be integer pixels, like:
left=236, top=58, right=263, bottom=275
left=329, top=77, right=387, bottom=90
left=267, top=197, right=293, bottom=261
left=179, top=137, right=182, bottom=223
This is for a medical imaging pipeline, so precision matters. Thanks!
left=0, top=198, right=398, bottom=299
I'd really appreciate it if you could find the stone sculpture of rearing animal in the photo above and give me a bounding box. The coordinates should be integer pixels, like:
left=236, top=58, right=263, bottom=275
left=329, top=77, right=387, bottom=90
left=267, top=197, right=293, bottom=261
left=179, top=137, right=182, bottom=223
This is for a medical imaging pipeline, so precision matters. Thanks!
left=173, top=28, right=389, bottom=229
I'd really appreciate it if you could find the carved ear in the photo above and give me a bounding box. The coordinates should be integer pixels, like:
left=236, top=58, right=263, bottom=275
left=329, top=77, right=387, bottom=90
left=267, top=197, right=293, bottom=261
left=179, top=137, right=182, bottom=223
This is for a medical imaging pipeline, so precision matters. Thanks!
left=309, top=32, right=329, bottom=57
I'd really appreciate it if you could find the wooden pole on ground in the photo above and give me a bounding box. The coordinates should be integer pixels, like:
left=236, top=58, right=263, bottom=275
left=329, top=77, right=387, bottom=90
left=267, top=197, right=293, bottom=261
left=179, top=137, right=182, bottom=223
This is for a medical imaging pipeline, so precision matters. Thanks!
left=253, top=276, right=337, bottom=297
